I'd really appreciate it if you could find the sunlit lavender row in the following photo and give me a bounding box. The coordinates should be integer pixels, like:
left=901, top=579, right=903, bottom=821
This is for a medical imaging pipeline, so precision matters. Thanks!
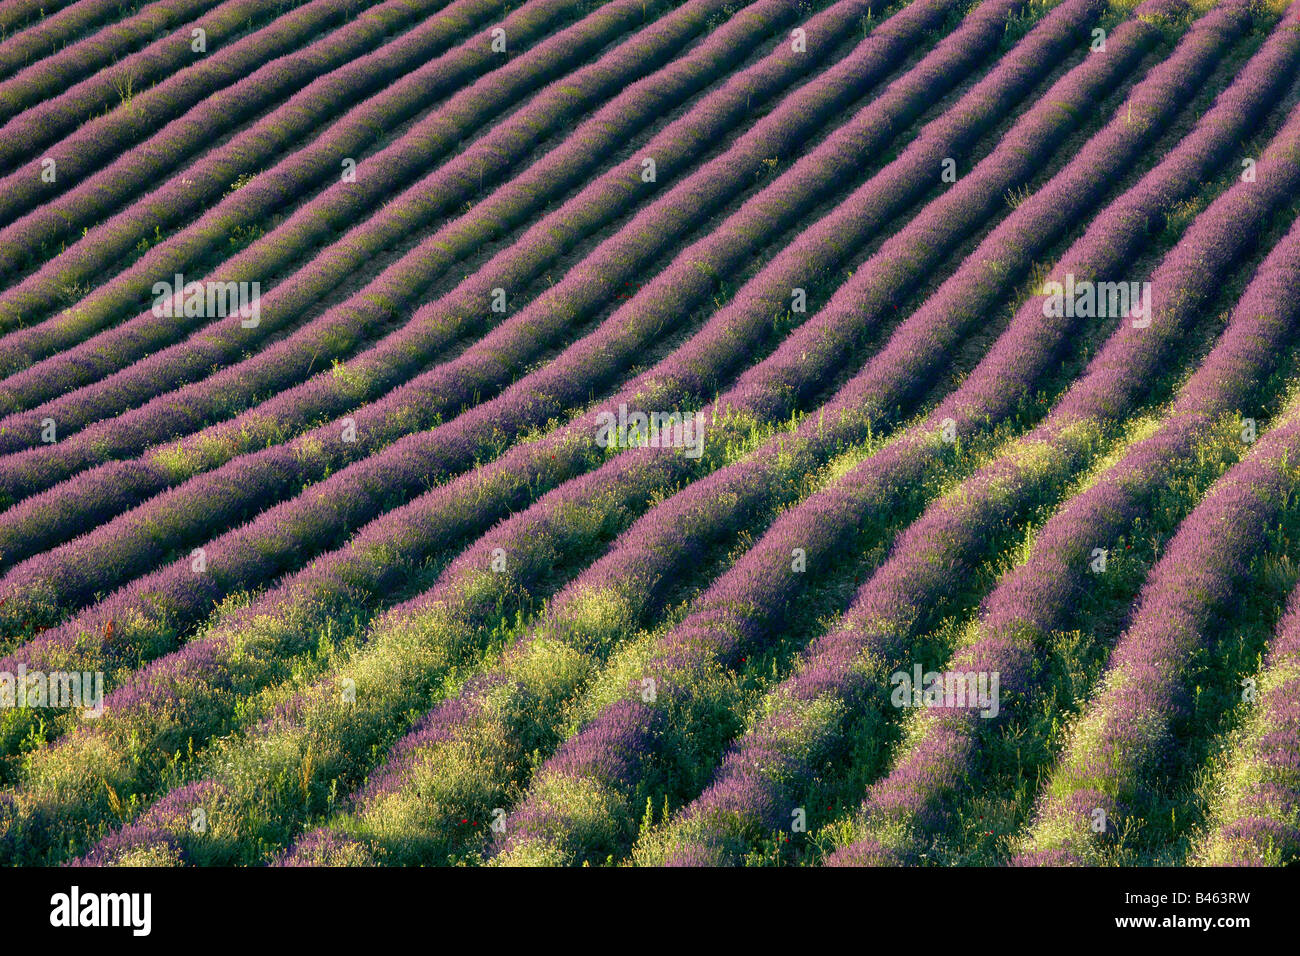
left=0, top=0, right=1295, bottom=867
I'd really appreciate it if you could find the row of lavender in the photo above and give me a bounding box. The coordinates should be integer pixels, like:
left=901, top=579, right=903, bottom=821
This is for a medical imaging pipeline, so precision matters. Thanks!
left=295, top=0, right=1298, bottom=867
left=1, top=0, right=1047, bottom=860
left=1, top=0, right=1294, bottom=867
left=27, top=0, right=1206, bottom=868
left=483, top=0, right=1285, bottom=867
left=0, top=0, right=792, bottom=469
left=0, top=0, right=370, bottom=228
left=0, top=0, right=224, bottom=123
left=0, top=0, right=955, bottom=652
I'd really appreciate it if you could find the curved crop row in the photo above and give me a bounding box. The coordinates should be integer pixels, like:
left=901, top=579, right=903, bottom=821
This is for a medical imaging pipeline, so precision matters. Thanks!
left=73, top=0, right=1187, bottom=869
left=707, top=0, right=1172, bottom=421
left=486, top=1, right=1297, bottom=867
left=823, top=201, right=1300, bottom=867
left=994, top=115, right=1300, bottom=864
left=0, top=0, right=1293, bottom=877
left=0, top=0, right=225, bottom=126
left=1011, top=395, right=1300, bottom=865
left=280, top=445, right=805, bottom=866
left=0, top=0, right=737, bottom=432
left=0, top=1, right=311, bottom=165
left=0, top=0, right=70, bottom=35
left=0, top=0, right=962, bottom=634
left=0, top=0, right=571, bottom=355
left=0, top=0, right=1118, bottom=665
left=0, top=0, right=510, bottom=261
left=1194, top=581, right=1300, bottom=867
left=648, top=5, right=1295, bottom=866
left=0, top=0, right=146, bottom=81
left=58, top=444, right=732, bottom=865
left=293, top=0, right=1245, bottom=869
left=0, top=0, right=505, bottom=290
left=0, top=0, right=863, bottom=563
left=0, top=0, right=1059, bottom=858
left=0, top=0, right=405, bottom=229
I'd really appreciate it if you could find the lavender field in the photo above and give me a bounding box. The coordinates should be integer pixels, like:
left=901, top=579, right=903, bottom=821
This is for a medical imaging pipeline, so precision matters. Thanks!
left=0, top=0, right=1296, bottom=869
